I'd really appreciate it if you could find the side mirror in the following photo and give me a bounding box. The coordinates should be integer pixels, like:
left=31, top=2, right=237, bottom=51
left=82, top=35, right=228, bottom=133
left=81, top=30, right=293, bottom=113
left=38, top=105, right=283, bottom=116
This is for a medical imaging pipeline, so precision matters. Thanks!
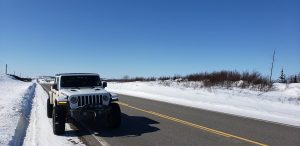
left=52, top=84, right=58, bottom=90
left=103, top=82, right=107, bottom=88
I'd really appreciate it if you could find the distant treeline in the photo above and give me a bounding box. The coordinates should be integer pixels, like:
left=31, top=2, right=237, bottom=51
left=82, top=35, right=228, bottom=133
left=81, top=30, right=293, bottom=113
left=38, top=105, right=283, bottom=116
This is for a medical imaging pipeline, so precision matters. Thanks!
left=109, top=70, right=269, bottom=84
left=107, top=70, right=300, bottom=90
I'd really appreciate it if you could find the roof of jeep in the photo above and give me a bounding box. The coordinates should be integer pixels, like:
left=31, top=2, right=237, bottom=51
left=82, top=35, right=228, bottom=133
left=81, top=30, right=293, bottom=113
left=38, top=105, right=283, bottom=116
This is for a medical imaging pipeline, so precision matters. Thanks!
left=55, top=73, right=99, bottom=76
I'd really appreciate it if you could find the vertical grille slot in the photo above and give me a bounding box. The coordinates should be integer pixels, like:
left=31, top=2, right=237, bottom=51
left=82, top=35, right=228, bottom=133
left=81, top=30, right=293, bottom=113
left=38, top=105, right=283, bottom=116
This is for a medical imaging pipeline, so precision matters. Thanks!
left=80, top=96, right=83, bottom=106
left=96, top=95, right=99, bottom=104
left=92, top=95, right=96, bottom=105
left=81, top=96, right=83, bottom=106
left=78, top=96, right=81, bottom=106
left=89, top=95, right=92, bottom=104
left=85, top=96, right=88, bottom=105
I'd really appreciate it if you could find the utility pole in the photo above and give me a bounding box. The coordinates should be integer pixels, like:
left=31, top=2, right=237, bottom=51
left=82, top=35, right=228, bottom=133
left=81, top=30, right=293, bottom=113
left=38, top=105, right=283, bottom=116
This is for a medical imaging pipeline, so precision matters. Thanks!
left=5, top=64, right=7, bottom=75
left=270, top=49, right=276, bottom=83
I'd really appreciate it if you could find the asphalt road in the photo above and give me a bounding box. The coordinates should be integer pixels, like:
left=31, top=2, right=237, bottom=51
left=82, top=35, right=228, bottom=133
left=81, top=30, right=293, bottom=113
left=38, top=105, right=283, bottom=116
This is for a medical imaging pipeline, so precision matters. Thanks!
left=41, top=83, right=300, bottom=146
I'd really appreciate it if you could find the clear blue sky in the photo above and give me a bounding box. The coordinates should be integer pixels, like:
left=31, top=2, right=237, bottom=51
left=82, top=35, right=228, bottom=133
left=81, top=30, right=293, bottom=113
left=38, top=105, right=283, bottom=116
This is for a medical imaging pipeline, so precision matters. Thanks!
left=0, top=0, right=299, bottom=78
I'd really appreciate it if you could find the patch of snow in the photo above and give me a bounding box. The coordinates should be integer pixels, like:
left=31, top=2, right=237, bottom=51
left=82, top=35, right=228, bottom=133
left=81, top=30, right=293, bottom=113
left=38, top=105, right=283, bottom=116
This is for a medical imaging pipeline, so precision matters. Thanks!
left=107, top=81, right=300, bottom=127
left=0, top=75, right=33, bottom=145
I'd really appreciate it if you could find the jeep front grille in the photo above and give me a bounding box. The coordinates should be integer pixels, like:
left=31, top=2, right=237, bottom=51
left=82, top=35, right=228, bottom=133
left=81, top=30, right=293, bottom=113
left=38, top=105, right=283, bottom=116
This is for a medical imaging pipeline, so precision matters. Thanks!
left=77, top=95, right=102, bottom=106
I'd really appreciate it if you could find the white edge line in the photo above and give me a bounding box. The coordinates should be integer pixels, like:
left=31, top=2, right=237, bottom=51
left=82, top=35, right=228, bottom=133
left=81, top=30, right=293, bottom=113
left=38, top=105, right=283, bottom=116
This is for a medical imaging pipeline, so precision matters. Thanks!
left=80, top=122, right=110, bottom=146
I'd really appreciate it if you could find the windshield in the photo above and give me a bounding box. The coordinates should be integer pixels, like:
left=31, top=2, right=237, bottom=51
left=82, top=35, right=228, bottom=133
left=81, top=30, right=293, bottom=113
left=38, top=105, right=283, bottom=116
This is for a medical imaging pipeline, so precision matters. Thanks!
left=60, top=75, right=101, bottom=88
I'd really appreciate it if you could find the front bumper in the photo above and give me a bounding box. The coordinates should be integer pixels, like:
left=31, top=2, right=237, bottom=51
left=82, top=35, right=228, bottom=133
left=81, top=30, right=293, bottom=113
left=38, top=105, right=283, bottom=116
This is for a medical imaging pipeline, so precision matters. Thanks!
left=70, top=105, right=111, bottom=120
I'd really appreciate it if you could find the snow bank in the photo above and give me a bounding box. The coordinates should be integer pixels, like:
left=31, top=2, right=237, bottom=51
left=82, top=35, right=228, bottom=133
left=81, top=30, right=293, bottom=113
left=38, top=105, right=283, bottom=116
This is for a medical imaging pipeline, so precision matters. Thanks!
left=107, top=81, right=300, bottom=127
left=23, top=84, right=84, bottom=146
left=0, top=75, right=33, bottom=145
left=0, top=75, right=84, bottom=146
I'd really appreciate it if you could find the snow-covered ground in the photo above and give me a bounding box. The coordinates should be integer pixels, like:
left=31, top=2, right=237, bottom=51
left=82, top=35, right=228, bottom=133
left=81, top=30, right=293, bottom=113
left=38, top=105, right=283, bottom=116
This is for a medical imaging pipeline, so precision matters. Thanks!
left=0, top=75, right=84, bottom=146
left=0, top=75, right=33, bottom=145
left=107, top=81, right=300, bottom=127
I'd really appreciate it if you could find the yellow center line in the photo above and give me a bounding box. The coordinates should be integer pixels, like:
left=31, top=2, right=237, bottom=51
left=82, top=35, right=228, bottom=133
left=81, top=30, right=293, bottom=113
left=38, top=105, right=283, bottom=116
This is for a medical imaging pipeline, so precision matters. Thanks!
left=117, top=101, right=268, bottom=146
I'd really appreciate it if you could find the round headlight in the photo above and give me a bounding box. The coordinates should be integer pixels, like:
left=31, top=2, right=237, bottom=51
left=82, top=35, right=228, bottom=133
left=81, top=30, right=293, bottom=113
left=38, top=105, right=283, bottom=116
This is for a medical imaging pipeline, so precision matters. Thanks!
left=70, top=96, right=78, bottom=104
left=103, top=95, right=109, bottom=101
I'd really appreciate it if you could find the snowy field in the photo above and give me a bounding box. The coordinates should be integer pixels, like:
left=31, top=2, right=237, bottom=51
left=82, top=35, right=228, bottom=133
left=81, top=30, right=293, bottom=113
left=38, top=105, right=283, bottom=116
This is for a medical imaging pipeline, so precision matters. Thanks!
left=107, top=81, right=300, bottom=127
left=0, top=75, right=84, bottom=146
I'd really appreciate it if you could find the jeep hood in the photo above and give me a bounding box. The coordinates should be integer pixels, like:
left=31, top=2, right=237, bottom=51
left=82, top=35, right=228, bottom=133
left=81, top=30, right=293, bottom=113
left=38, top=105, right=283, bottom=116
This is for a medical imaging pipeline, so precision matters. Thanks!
left=60, top=87, right=109, bottom=96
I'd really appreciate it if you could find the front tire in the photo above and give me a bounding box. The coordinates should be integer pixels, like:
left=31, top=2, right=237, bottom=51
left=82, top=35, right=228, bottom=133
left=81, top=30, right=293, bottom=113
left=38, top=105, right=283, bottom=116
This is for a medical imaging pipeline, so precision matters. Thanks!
left=47, top=98, right=53, bottom=118
left=52, top=106, right=66, bottom=135
left=106, top=103, right=121, bottom=129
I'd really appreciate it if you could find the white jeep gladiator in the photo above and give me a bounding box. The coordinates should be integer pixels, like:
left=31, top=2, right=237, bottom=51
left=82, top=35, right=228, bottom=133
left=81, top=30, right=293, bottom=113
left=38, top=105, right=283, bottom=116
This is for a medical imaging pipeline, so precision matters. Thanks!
left=47, top=73, right=121, bottom=135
